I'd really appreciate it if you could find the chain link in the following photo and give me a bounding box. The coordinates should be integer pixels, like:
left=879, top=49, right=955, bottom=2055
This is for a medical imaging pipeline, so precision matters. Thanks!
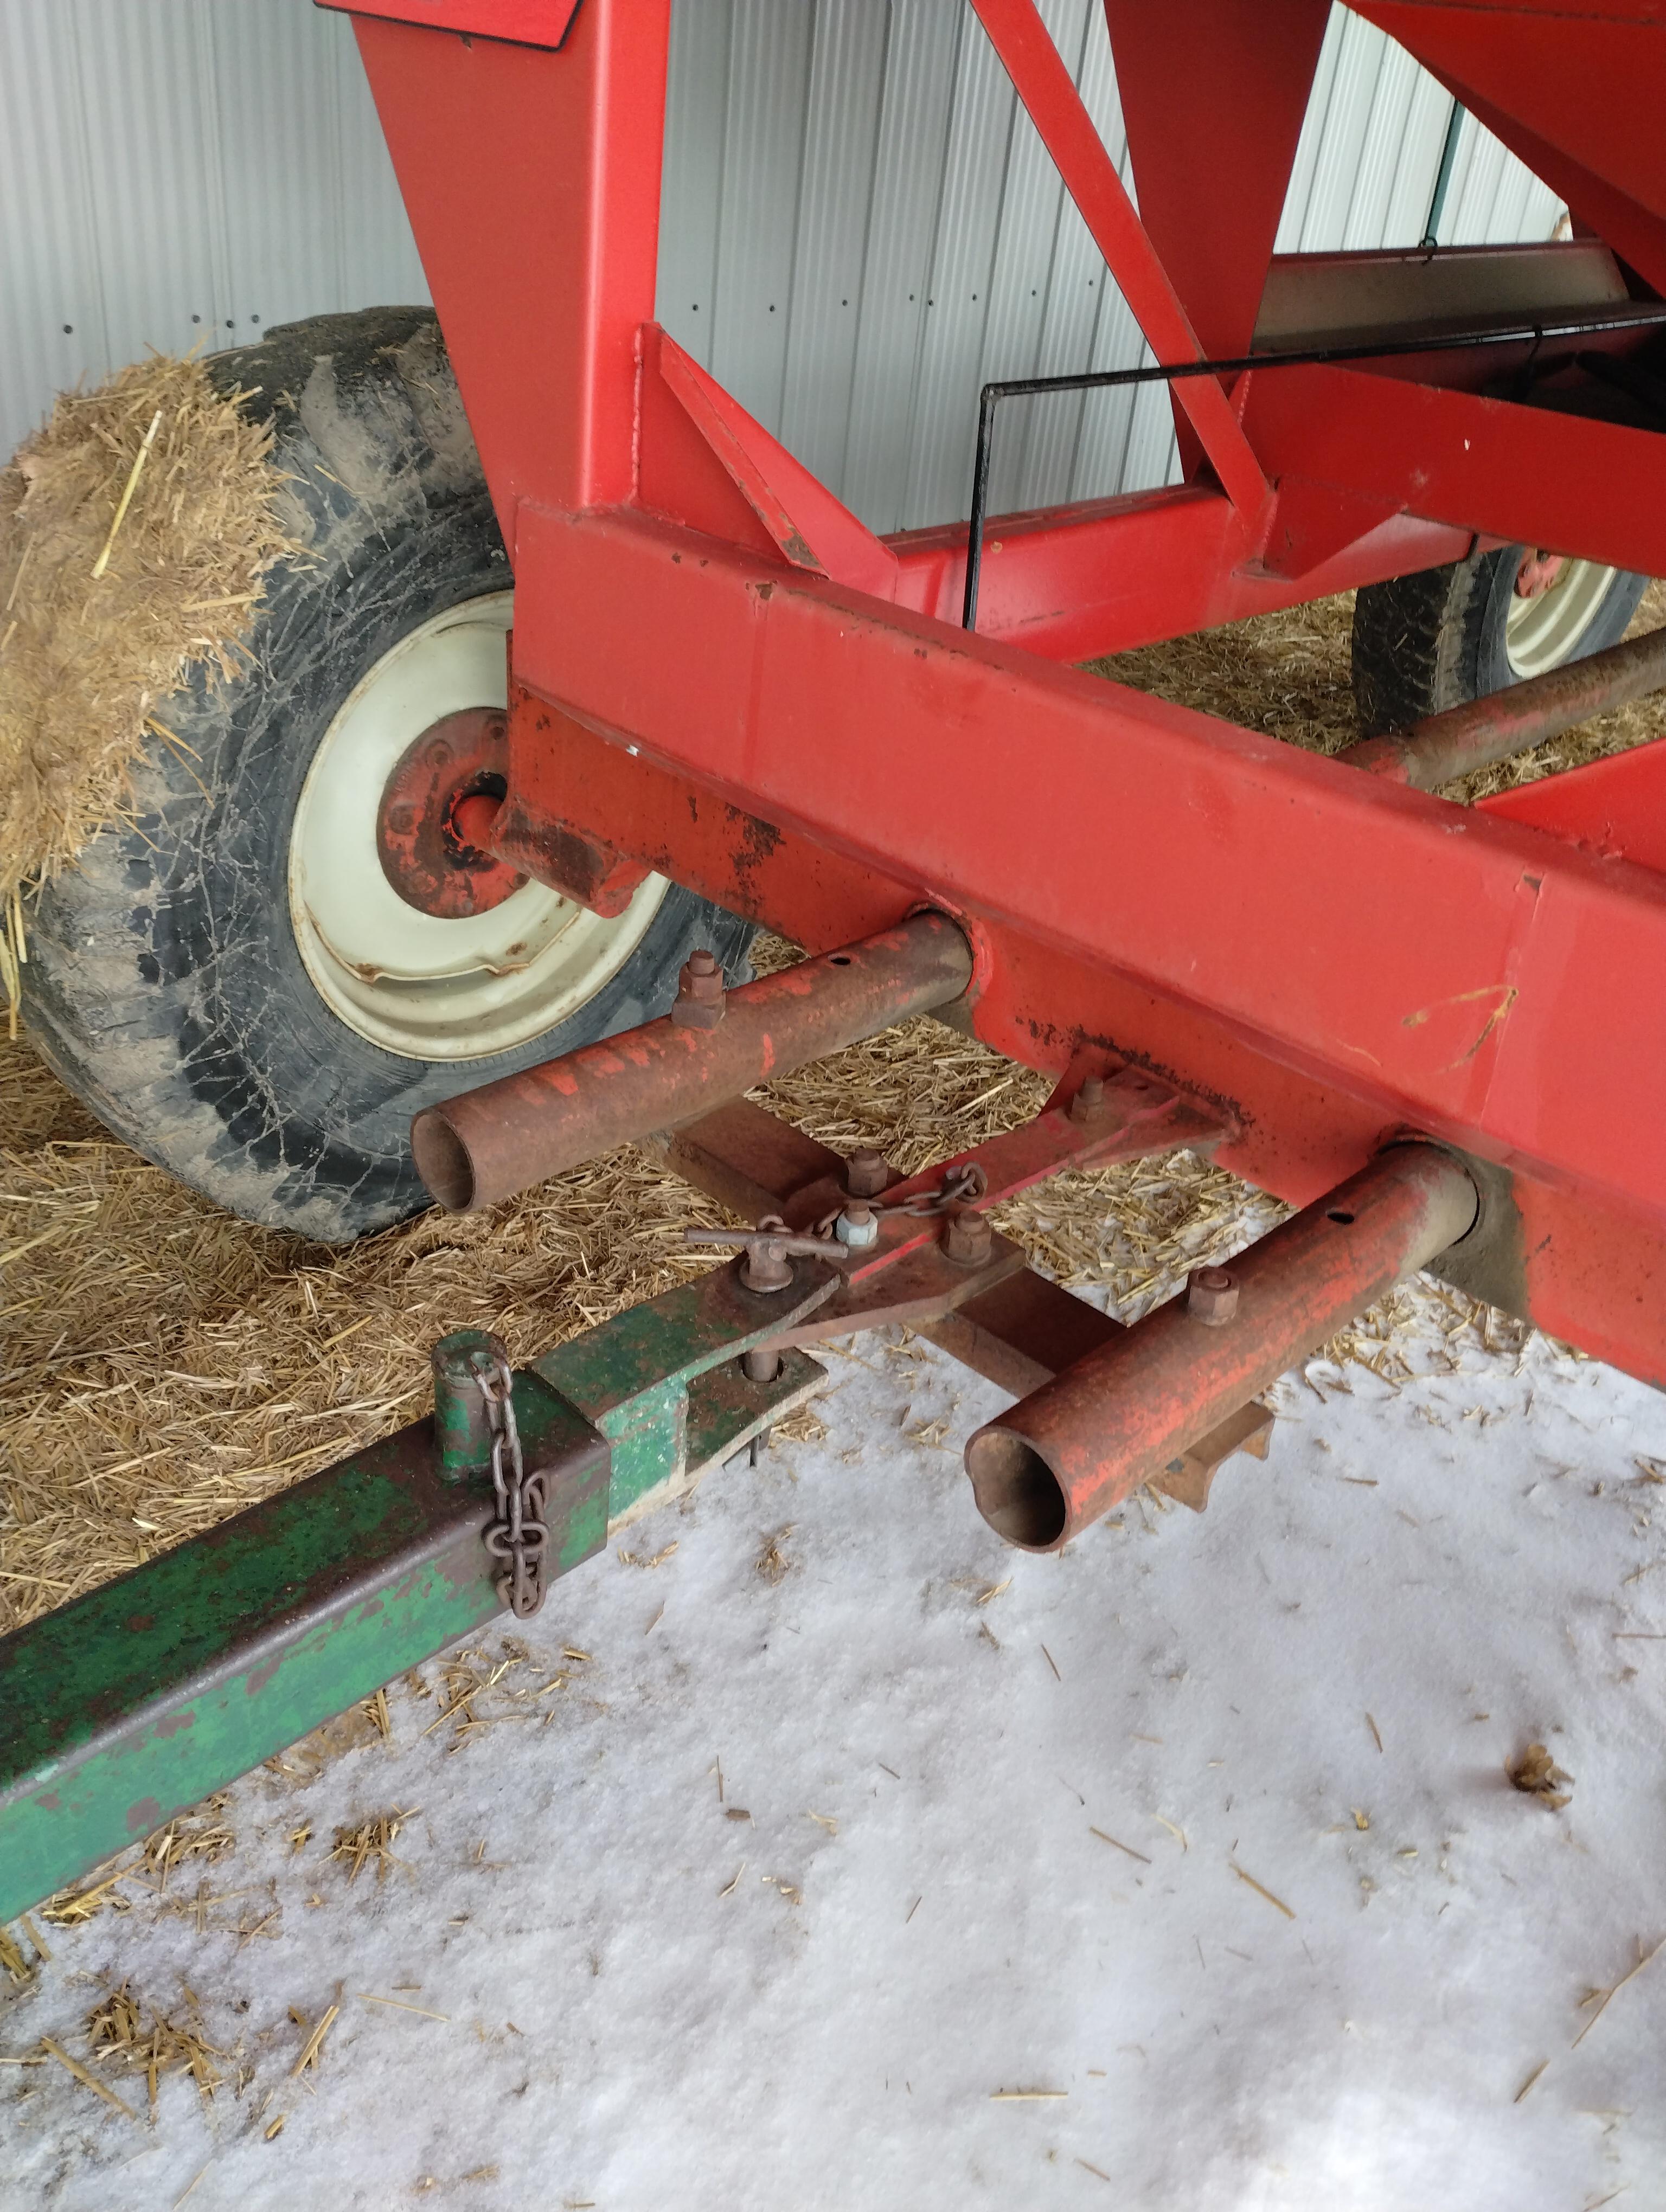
left=812, top=1161, right=988, bottom=1242
left=475, top=1355, right=550, bottom=1619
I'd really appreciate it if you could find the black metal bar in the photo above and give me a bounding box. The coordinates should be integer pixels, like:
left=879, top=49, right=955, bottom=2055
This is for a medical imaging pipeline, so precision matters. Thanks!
left=1420, top=99, right=1467, bottom=252
left=959, top=300, right=1666, bottom=632
left=962, top=383, right=1001, bottom=649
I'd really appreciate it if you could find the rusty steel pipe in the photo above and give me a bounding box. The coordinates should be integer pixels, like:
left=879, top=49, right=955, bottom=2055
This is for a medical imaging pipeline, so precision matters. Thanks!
left=1338, top=623, right=1666, bottom=792
left=412, top=913, right=973, bottom=1212
left=964, top=1144, right=1479, bottom=1552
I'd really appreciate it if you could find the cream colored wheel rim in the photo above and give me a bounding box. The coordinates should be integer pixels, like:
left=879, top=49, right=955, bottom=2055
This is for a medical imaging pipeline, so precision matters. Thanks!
left=1504, top=556, right=1619, bottom=679
left=288, top=591, right=667, bottom=1061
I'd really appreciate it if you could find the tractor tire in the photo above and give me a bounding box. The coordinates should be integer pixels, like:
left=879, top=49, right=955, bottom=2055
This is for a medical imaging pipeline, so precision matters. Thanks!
left=1351, top=544, right=1648, bottom=736
left=21, top=307, right=753, bottom=1243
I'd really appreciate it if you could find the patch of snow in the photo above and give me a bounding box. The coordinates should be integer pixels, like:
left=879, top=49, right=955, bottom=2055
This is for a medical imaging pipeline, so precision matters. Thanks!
left=5, top=1324, right=1664, bottom=2211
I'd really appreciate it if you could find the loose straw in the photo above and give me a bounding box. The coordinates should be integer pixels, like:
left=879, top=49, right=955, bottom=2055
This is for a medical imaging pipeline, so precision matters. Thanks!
left=91, top=409, right=163, bottom=581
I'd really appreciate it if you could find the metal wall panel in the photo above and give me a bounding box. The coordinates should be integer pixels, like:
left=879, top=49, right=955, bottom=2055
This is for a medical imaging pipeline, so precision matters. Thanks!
left=2, top=1, right=1566, bottom=537
left=776, top=3, right=893, bottom=491
left=0, top=0, right=425, bottom=466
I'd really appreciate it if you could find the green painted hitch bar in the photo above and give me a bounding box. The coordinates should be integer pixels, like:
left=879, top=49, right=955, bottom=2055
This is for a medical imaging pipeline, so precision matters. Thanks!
left=0, top=1260, right=831, bottom=1924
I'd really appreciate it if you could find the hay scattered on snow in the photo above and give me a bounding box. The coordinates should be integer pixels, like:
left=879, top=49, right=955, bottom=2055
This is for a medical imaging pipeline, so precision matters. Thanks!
left=328, top=1810, right=415, bottom=1886
left=84, top=1981, right=226, bottom=2111
left=0, top=352, right=293, bottom=1025
left=1508, top=1741, right=1573, bottom=1810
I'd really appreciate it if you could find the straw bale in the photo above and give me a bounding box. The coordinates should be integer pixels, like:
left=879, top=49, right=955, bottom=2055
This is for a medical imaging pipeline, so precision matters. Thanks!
left=0, top=353, right=292, bottom=1020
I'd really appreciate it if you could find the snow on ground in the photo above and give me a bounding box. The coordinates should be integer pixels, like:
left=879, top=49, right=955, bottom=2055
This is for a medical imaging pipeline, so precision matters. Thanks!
left=5, top=1315, right=1665, bottom=2212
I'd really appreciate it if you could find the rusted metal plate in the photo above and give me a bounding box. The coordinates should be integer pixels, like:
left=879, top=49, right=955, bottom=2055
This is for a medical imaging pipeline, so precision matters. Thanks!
left=652, top=1097, right=1276, bottom=1516
left=1157, top=1403, right=1277, bottom=1513
left=915, top=1271, right=1122, bottom=1398
left=781, top=1233, right=1031, bottom=1344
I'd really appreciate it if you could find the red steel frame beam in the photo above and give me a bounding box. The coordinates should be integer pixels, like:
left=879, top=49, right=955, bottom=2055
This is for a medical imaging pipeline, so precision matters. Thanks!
left=885, top=490, right=1472, bottom=658
left=344, top=0, right=1666, bottom=1387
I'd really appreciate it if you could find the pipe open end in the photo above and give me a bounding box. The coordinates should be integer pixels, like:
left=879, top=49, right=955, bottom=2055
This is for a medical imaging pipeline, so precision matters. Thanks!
left=965, top=1425, right=1068, bottom=1551
left=411, top=1109, right=478, bottom=1212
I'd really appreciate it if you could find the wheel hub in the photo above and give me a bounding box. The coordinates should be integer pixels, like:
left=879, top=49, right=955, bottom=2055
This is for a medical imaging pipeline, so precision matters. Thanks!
left=1513, top=548, right=1565, bottom=600
left=289, top=590, right=669, bottom=1062
left=1504, top=551, right=1619, bottom=678
left=376, top=706, right=528, bottom=919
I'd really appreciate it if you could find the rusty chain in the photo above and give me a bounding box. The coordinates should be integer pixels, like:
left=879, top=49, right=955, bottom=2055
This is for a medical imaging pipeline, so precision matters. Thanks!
left=475, top=1355, right=550, bottom=1619
left=811, top=1161, right=988, bottom=1242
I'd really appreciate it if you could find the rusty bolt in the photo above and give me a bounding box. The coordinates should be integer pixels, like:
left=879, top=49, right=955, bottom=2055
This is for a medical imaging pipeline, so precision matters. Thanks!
left=671, top=946, right=726, bottom=1030
left=844, top=1146, right=889, bottom=1198
left=1069, top=1073, right=1106, bottom=1126
left=941, top=1207, right=994, bottom=1267
left=1187, top=1264, right=1239, bottom=1326
left=742, top=1344, right=783, bottom=1383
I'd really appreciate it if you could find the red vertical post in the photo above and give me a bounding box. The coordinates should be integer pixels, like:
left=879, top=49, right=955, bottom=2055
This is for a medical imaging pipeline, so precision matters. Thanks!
left=351, top=0, right=671, bottom=545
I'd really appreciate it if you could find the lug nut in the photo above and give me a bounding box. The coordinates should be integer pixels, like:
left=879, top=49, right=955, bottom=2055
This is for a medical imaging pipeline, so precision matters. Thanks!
left=1069, top=1073, right=1106, bottom=1126
left=941, top=1207, right=994, bottom=1266
left=671, top=946, right=726, bottom=1030
left=844, top=1146, right=889, bottom=1198
left=835, top=1200, right=880, bottom=1249
left=1186, top=1264, right=1239, bottom=1326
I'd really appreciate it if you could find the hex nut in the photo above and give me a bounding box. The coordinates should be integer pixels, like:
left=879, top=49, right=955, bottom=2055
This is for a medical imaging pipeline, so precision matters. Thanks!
left=1186, top=1264, right=1239, bottom=1326
left=835, top=1201, right=880, bottom=1249
left=941, top=1207, right=994, bottom=1266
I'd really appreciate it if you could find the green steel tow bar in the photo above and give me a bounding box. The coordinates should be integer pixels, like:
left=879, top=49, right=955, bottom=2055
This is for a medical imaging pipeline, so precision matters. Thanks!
left=0, top=1250, right=837, bottom=1924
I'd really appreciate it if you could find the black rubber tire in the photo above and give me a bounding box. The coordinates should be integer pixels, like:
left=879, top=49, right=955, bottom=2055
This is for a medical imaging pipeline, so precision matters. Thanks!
left=1351, top=545, right=1648, bottom=735
left=21, top=308, right=753, bottom=1242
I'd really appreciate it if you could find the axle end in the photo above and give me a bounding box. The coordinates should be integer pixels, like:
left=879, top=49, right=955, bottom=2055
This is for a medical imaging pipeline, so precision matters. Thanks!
left=411, top=1107, right=477, bottom=1213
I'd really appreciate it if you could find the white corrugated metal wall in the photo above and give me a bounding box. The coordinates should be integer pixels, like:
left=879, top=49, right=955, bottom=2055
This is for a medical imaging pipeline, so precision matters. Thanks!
left=0, top=1, right=1562, bottom=533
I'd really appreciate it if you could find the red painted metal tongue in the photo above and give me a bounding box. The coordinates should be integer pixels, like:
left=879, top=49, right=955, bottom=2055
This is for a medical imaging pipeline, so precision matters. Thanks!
left=376, top=706, right=528, bottom=919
